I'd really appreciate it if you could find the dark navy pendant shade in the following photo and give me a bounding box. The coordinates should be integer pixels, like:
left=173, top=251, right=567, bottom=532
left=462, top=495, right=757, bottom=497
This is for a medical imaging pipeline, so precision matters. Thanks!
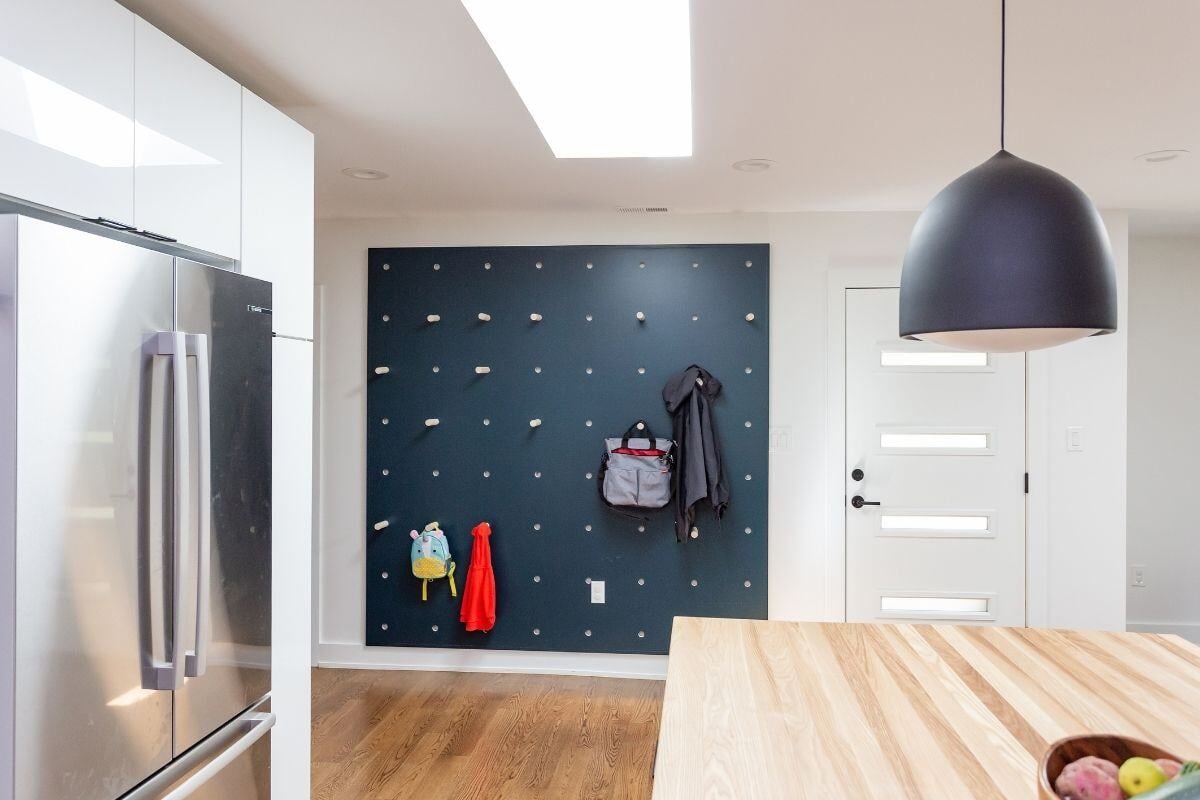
left=899, top=150, right=1118, bottom=352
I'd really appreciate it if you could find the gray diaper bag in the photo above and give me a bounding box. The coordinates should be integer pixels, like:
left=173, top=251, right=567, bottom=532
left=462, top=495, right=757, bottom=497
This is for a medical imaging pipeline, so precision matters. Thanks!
left=598, top=420, right=675, bottom=514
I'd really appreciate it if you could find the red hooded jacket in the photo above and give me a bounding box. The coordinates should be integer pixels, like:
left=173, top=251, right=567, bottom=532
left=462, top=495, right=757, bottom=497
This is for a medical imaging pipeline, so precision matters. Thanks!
left=459, top=522, right=496, bottom=632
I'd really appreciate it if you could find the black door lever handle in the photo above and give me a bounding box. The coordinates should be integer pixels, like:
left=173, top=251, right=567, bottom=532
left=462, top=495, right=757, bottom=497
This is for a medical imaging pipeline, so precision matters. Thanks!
left=851, top=495, right=880, bottom=509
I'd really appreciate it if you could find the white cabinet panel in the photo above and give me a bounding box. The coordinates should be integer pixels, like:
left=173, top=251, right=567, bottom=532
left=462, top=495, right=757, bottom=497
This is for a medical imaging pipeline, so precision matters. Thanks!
left=242, top=90, right=314, bottom=339
left=134, top=17, right=240, bottom=258
left=271, top=337, right=313, bottom=800
left=0, top=0, right=134, bottom=221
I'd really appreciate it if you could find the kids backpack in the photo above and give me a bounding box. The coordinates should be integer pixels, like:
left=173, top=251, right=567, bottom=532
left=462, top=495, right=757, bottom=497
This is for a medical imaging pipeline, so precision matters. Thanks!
left=410, top=522, right=457, bottom=601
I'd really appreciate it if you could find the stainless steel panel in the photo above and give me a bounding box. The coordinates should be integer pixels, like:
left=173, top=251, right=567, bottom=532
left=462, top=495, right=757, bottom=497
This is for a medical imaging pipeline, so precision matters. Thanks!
left=11, top=216, right=175, bottom=799
left=173, top=260, right=272, bottom=753
left=122, top=701, right=272, bottom=800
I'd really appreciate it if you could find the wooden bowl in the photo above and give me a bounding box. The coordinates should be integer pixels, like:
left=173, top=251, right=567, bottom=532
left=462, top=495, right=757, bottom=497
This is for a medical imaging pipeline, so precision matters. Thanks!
left=1040, top=734, right=1182, bottom=799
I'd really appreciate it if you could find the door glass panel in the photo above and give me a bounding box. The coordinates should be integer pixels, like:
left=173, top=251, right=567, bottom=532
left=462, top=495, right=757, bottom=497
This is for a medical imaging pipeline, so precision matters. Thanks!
left=880, top=595, right=992, bottom=617
left=880, top=513, right=991, bottom=536
left=879, top=432, right=990, bottom=451
left=880, top=350, right=988, bottom=368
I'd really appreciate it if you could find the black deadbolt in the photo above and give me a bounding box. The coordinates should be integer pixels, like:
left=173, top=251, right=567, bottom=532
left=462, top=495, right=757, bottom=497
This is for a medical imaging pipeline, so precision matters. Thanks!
left=851, top=468, right=864, bottom=481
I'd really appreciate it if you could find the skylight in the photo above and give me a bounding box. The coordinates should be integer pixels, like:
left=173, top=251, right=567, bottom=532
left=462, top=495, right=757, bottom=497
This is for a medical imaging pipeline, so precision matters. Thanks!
left=460, top=0, right=692, bottom=159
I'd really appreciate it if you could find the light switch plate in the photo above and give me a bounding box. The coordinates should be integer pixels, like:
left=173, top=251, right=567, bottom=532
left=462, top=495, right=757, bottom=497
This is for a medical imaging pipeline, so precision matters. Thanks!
left=590, top=580, right=605, bottom=603
left=1067, top=426, right=1084, bottom=452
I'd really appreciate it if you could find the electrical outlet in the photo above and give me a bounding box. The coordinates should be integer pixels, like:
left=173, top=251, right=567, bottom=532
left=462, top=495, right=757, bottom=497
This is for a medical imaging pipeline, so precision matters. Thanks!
left=769, top=426, right=791, bottom=452
left=1130, top=564, right=1147, bottom=588
left=590, top=580, right=605, bottom=603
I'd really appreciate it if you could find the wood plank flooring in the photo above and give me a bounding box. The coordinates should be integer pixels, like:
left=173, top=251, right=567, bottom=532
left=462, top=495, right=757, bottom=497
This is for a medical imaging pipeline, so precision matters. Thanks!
left=311, top=668, right=664, bottom=800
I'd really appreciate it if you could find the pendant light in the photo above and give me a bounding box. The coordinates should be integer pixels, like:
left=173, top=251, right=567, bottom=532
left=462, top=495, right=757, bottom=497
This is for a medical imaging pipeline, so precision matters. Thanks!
left=899, top=0, right=1117, bottom=352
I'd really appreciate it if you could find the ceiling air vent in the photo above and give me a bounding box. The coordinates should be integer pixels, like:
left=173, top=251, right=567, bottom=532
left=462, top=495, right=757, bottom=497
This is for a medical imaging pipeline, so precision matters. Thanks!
left=616, top=206, right=670, bottom=213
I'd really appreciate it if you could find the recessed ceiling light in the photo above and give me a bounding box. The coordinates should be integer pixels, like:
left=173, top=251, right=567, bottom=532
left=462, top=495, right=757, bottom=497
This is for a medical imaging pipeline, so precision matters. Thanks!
left=342, top=167, right=389, bottom=180
left=1135, top=149, right=1189, bottom=164
left=460, top=0, right=691, bottom=158
left=732, top=158, right=775, bottom=173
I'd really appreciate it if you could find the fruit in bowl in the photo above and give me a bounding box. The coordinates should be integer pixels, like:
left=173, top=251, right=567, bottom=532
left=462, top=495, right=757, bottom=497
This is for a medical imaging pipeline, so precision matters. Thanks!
left=1055, top=755, right=1122, bottom=800
left=1040, top=736, right=1200, bottom=800
left=1055, top=755, right=1199, bottom=799
left=1117, top=758, right=1169, bottom=796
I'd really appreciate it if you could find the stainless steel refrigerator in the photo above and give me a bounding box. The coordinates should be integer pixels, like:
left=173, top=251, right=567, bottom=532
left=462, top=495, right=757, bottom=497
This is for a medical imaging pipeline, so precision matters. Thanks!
left=0, top=212, right=273, bottom=800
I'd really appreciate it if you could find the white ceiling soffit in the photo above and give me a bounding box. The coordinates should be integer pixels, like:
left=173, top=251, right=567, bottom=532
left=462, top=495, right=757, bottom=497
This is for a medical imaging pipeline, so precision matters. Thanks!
left=117, top=0, right=1200, bottom=222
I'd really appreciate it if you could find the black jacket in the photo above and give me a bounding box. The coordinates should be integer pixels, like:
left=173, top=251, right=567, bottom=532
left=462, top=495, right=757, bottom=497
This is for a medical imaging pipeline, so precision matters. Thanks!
left=662, top=365, right=729, bottom=542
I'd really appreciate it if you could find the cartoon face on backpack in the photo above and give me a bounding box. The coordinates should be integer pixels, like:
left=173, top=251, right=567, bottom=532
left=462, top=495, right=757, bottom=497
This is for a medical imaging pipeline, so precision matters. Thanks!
left=410, top=522, right=456, bottom=601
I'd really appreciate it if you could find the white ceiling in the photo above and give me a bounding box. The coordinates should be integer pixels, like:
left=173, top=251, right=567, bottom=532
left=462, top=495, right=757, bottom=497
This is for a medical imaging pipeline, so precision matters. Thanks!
left=118, top=0, right=1200, bottom=223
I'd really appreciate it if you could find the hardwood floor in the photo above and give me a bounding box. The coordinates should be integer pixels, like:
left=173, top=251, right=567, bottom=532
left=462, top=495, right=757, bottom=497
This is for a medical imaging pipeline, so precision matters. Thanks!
left=311, top=668, right=664, bottom=800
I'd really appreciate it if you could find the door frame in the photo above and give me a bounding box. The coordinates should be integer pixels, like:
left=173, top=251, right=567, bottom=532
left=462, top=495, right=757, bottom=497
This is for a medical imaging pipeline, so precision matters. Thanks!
left=824, top=267, right=1048, bottom=625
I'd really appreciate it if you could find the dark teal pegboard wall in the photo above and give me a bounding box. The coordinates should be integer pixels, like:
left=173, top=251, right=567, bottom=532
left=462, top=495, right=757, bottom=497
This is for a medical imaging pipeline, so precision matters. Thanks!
left=366, top=244, right=768, bottom=655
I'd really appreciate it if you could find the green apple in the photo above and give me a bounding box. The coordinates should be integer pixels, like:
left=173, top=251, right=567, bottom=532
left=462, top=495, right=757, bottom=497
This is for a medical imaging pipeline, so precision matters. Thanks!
left=1121, top=757, right=1169, bottom=796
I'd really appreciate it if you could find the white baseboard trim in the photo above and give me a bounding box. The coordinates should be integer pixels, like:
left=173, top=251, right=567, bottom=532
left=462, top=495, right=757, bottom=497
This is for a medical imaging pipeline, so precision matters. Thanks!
left=1127, top=621, right=1200, bottom=644
left=317, top=642, right=668, bottom=680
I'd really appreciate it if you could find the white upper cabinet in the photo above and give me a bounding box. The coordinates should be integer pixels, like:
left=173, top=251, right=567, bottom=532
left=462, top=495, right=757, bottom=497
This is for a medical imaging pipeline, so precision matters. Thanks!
left=0, top=0, right=135, bottom=222
left=134, top=17, right=240, bottom=258
left=241, top=89, right=314, bottom=339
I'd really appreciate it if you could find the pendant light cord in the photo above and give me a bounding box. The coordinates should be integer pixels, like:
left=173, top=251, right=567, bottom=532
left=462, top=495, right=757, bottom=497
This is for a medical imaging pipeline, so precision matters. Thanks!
left=1000, top=0, right=1006, bottom=151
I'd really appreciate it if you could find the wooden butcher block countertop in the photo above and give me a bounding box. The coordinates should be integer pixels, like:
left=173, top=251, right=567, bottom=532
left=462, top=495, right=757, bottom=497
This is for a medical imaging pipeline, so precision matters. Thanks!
left=652, top=617, right=1200, bottom=799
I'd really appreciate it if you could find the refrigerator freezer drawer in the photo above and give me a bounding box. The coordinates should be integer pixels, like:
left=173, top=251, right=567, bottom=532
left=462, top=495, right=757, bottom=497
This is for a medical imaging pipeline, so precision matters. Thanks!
left=122, top=704, right=273, bottom=800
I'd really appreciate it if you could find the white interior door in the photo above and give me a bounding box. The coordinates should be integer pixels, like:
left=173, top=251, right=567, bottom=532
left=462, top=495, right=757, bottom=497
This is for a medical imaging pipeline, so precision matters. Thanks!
left=845, top=288, right=1026, bottom=626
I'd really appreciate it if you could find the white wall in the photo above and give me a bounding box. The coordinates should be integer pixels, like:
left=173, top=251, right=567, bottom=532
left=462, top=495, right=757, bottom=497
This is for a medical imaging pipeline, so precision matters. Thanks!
left=315, top=210, right=1130, bottom=676
left=1127, top=236, right=1200, bottom=643
left=1032, top=214, right=1129, bottom=632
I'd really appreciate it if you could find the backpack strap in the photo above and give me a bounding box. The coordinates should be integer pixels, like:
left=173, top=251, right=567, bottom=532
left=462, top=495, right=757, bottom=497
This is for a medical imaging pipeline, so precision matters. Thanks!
left=421, top=578, right=428, bottom=602
left=447, top=562, right=457, bottom=598
left=620, top=420, right=658, bottom=451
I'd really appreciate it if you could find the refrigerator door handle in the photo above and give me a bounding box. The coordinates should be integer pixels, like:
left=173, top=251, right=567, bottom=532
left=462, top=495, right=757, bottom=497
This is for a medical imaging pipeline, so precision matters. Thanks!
left=121, top=711, right=276, bottom=800
left=184, top=333, right=211, bottom=678
left=151, top=332, right=190, bottom=690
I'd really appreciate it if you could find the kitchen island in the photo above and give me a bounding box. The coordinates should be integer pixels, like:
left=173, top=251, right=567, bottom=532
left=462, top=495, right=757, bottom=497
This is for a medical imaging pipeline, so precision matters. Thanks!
left=652, top=617, right=1200, bottom=799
